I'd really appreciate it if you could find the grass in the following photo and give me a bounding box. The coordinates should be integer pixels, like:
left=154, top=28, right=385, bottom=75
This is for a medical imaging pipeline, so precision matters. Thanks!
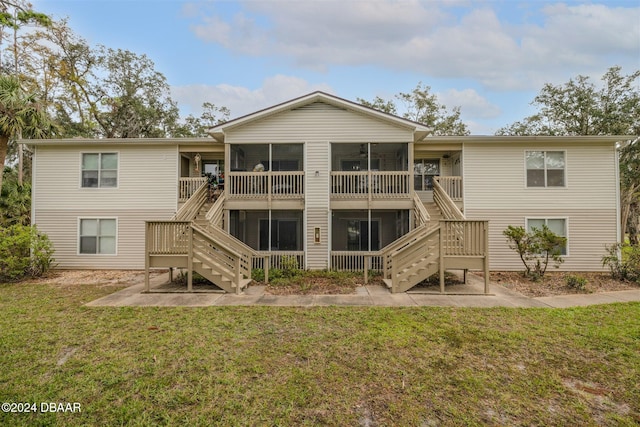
left=1, top=281, right=639, bottom=426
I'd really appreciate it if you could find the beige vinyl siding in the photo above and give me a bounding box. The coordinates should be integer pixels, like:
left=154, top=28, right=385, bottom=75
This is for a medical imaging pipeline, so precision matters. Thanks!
left=465, top=208, right=617, bottom=271
left=463, top=141, right=618, bottom=271
left=33, top=144, right=178, bottom=211
left=224, top=101, right=414, bottom=269
left=227, top=102, right=412, bottom=144
left=35, top=209, right=174, bottom=269
left=463, top=142, right=617, bottom=210
left=305, top=141, right=329, bottom=269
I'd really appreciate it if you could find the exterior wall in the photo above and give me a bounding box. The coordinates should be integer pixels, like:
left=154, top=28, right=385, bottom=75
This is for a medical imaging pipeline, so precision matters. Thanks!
left=306, top=141, right=330, bottom=269
left=225, top=101, right=415, bottom=269
left=33, top=144, right=179, bottom=269
left=226, top=102, right=412, bottom=144
left=34, top=209, right=173, bottom=269
left=463, top=141, right=619, bottom=271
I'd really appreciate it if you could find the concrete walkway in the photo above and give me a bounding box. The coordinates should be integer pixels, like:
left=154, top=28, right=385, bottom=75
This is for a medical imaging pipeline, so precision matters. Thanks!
left=85, top=272, right=640, bottom=308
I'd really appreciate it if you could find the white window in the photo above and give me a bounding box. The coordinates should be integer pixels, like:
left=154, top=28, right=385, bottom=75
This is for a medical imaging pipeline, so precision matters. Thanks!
left=82, top=153, right=118, bottom=188
left=526, top=151, right=565, bottom=187
left=79, top=219, right=117, bottom=254
left=527, top=218, right=567, bottom=255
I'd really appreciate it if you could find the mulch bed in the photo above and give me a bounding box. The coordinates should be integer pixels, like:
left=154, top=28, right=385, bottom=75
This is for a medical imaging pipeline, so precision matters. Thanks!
left=487, top=271, right=640, bottom=298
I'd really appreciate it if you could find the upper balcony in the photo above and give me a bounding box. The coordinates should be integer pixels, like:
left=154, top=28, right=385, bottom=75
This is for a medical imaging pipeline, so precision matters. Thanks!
left=331, top=143, right=411, bottom=206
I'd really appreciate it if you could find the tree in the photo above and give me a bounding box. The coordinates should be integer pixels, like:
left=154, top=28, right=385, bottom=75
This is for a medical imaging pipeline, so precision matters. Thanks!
left=0, top=74, right=54, bottom=191
left=22, top=21, right=181, bottom=138
left=173, top=102, right=230, bottom=137
left=1, top=165, right=30, bottom=226
left=0, top=1, right=51, bottom=73
left=497, top=66, right=640, bottom=242
left=0, top=1, right=52, bottom=185
left=358, top=82, right=470, bottom=135
left=503, top=225, right=567, bottom=279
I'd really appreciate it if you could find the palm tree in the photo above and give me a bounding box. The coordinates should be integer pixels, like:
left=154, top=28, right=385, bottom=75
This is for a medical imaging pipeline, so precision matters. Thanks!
left=0, top=74, right=54, bottom=191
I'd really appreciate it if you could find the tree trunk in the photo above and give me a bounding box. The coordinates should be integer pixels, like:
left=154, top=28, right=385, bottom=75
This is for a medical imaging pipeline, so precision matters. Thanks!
left=0, top=135, right=8, bottom=192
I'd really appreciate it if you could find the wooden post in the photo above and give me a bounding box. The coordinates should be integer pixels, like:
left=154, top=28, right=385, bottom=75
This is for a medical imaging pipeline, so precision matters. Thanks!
left=364, top=255, right=369, bottom=284
left=483, top=221, right=490, bottom=294
left=235, top=257, right=242, bottom=294
left=439, top=222, right=445, bottom=294
left=144, top=222, right=150, bottom=293
left=391, top=254, right=397, bottom=293
left=187, top=225, right=193, bottom=292
left=264, top=255, right=270, bottom=284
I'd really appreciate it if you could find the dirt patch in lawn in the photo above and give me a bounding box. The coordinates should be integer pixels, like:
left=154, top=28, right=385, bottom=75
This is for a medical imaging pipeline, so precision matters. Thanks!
left=20, top=269, right=640, bottom=298
left=260, top=275, right=386, bottom=295
left=23, top=269, right=166, bottom=288
left=488, top=271, right=640, bottom=297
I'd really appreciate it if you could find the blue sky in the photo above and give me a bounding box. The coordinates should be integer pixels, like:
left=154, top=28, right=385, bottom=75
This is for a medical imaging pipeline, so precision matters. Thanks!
left=33, top=0, right=640, bottom=134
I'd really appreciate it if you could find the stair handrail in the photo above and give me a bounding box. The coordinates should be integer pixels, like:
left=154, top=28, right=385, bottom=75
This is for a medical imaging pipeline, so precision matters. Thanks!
left=390, top=226, right=441, bottom=293
left=376, top=223, right=431, bottom=279
left=433, top=178, right=464, bottom=220
left=205, top=190, right=225, bottom=227
left=191, top=223, right=251, bottom=289
left=173, top=180, right=209, bottom=221
left=412, top=192, right=431, bottom=227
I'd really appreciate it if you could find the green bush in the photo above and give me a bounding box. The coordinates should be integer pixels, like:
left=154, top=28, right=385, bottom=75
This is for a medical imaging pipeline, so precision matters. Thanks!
left=251, top=268, right=265, bottom=282
left=503, top=225, right=566, bottom=280
left=565, top=274, right=588, bottom=291
left=602, top=243, right=640, bottom=282
left=0, top=224, right=55, bottom=282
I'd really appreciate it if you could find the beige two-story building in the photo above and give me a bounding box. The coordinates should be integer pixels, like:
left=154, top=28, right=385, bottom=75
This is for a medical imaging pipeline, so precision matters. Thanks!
left=26, top=92, right=624, bottom=293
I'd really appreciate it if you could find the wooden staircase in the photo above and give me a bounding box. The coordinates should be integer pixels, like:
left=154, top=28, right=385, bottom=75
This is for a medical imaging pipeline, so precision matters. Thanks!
left=381, top=186, right=489, bottom=293
left=145, top=183, right=255, bottom=294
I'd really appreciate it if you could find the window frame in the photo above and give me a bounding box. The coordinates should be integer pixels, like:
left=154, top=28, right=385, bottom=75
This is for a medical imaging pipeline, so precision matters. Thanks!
left=80, top=152, right=119, bottom=189
left=524, top=150, right=566, bottom=188
left=77, top=217, right=118, bottom=255
left=525, top=217, right=569, bottom=256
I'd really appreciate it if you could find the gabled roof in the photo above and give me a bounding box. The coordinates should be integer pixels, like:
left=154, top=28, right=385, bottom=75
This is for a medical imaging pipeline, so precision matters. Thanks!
left=207, top=91, right=432, bottom=142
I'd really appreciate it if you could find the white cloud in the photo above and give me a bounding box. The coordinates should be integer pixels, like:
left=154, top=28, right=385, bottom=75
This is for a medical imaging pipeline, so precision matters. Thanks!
left=438, top=88, right=502, bottom=119
left=171, top=75, right=333, bottom=119
left=188, top=1, right=640, bottom=91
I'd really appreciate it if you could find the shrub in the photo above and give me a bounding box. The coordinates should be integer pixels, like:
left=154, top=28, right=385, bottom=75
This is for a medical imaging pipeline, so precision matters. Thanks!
left=0, top=224, right=55, bottom=282
left=503, top=225, right=566, bottom=280
left=251, top=268, right=265, bottom=282
left=279, top=255, right=301, bottom=278
left=565, top=274, right=588, bottom=291
left=602, top=243, right=640, bottom=282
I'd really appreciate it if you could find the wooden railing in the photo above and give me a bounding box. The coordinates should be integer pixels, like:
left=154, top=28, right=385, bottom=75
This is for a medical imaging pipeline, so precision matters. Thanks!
left=205, top=190, right=226, bottom=229
left=254, top=251, right=304, bottom=270
left=379, top=224, right=430, bottom=279
left=331, top=171, right=410, bottom=198
left=146, top=221, right=191, bottom=255
left=434, top=176, right=463, bottom=201
left=413, top=192, right=430, bottom=228
left=191, top=224, right=250, bottom=293
left=330, top=251, right=384, bottom=272
left=227, top=171, right=304, bottom=199
left=441, top=220, right=488, bottom=257
left=179, top=177, right=207, bottom=202
left=433, top=178, right=464, bottom=220
left=173, top=179, right=209, bottom=221
left=390, top=226, right=441, bottom=293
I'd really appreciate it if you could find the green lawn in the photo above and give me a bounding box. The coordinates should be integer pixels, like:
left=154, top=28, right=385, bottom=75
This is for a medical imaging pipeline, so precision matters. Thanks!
left=1, top=281, right=639, bottom=426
